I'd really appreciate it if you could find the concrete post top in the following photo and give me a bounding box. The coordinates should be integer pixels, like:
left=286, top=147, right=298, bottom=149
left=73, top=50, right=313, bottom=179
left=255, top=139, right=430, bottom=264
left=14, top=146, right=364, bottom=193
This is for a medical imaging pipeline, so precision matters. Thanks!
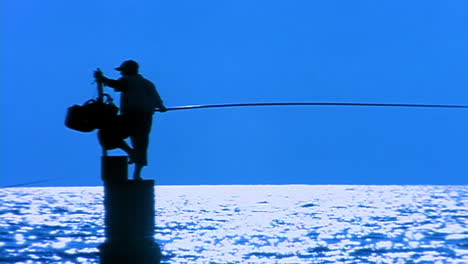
left=127, top=179, right=155, bottom=185
left=102, top=155, right=155, bottom=186
left=105, top=179, right=155, bottom=187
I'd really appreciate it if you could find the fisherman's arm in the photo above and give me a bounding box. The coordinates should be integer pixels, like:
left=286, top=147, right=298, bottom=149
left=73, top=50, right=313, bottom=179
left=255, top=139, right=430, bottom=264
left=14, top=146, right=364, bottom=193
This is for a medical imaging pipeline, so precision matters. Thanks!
left=151, top=86, right=167, bottom=112
left=155, top=93, right=166, bottom=110
left=101, top=77, right=128, bottom=92
left=93, top=69, right=128, bottom=92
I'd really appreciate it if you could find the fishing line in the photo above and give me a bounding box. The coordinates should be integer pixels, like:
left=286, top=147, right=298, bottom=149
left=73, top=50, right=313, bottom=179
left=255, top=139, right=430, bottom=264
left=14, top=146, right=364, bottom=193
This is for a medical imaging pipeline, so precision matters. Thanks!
left=1, top=178, right=63, bottom=188
left=157, top=102, right=468, bottom=112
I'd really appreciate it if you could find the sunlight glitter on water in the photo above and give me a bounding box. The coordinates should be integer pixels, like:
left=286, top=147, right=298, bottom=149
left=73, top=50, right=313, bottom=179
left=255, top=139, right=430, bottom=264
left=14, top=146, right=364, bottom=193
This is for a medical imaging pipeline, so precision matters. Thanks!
left=0, top=185, right=467, bottom=263
left=154, top=185, right=467, bottom=263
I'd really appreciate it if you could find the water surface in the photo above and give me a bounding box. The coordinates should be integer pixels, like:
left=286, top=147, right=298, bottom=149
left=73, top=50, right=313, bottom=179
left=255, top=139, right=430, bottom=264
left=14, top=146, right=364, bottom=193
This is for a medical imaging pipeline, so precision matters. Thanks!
left=1, top=185, right=467, bottom=263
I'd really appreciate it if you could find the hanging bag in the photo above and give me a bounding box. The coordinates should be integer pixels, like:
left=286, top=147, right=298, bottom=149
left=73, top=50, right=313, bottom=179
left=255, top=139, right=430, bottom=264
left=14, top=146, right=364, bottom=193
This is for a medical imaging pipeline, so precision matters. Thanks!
left=65, top=94, right=118, bottom=132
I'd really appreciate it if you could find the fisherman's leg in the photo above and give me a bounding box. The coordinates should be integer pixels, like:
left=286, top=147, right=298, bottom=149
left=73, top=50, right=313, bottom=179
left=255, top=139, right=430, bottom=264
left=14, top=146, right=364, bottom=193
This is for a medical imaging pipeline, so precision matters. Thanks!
left=132, top=139, right=146, bottom=180
left=118, top=140, right=135, bottom=163
left=130, top=133, right=149, bottom=179
left=130, top=113, right=152, bottom=180
left=130, top=132, right=146, bottom=180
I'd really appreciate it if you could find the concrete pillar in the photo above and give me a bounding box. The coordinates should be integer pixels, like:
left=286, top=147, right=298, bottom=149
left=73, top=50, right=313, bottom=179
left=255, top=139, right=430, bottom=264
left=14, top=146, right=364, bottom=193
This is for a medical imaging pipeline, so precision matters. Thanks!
left=99, top=156, right=161, bottom=264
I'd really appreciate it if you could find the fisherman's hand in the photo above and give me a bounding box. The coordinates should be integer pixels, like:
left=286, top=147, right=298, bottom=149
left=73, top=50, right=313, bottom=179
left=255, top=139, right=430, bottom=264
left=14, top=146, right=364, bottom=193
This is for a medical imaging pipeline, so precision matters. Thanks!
left=94, top=69, right=104, bottom=82
left=158, top=106, right=168, bottom=112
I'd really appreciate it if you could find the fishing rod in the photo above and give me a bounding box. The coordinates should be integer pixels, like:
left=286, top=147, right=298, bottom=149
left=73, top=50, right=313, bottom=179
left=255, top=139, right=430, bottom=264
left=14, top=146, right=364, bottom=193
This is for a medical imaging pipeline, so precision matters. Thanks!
left=157, top=102, right=468, bottom=112
left=19, top=100, right=464, bottom=189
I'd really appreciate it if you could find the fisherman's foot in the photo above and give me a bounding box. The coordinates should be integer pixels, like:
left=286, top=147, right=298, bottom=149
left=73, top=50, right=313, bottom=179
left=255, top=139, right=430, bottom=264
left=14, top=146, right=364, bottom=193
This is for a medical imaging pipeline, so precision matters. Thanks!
left=133, top=164, right=144, bottom=181
left=134, top=176, right=143, bottom=181
left=133, top=170, right=143, bottom=181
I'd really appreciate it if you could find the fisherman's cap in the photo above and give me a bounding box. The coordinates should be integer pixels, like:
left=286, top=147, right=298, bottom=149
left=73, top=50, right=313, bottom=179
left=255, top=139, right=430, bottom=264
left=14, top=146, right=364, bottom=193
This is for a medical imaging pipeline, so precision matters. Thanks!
left=115, top=60, right=139, bottom=72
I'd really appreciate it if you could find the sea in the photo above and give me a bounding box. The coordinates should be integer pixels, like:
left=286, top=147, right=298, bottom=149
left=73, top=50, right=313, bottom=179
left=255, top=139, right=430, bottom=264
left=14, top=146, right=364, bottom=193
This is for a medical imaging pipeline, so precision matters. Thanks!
left=0, top=185, right=467, bottom=264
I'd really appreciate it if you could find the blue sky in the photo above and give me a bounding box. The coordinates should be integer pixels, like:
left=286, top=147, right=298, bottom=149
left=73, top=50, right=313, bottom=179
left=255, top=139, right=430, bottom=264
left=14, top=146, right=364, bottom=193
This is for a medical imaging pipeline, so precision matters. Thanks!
left=2, top=0, right=468, bottom=186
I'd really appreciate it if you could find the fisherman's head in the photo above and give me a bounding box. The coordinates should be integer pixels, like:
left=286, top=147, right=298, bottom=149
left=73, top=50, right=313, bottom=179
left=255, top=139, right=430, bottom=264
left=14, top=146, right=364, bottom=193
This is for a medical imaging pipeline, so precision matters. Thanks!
left=115, top=60, right=139, bottom=75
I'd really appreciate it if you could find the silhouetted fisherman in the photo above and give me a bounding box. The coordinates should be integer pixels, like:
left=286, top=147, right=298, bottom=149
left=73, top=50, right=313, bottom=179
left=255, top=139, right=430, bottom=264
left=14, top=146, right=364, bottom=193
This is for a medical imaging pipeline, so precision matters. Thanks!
left=94, top=60, right=166, bottom=180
